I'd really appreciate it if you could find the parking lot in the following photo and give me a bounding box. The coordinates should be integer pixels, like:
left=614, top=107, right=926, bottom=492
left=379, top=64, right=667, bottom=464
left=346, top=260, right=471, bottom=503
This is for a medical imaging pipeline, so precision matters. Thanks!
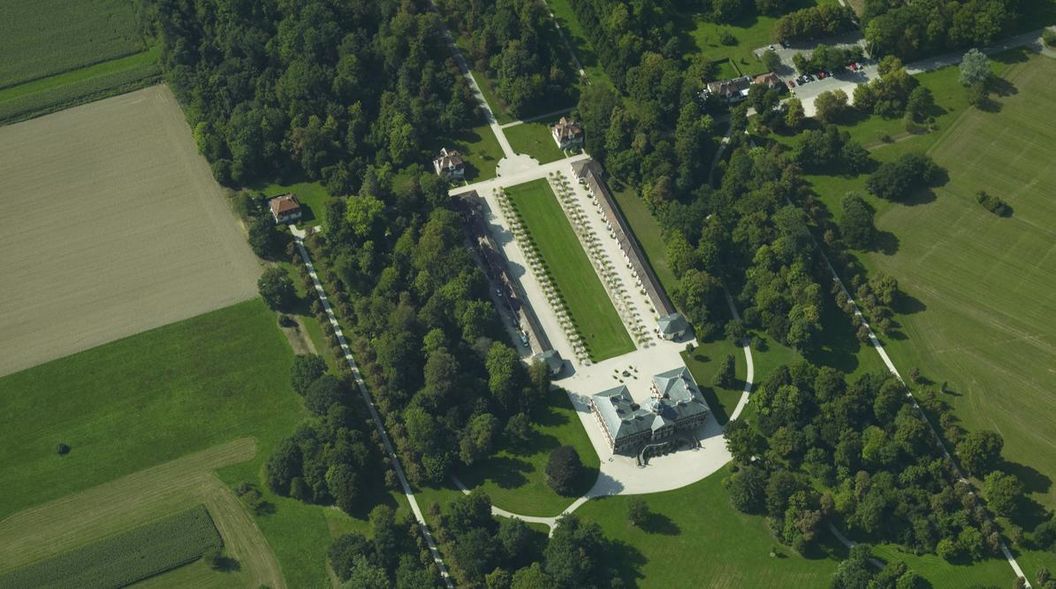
left=752, top=34, right=876, bottom=116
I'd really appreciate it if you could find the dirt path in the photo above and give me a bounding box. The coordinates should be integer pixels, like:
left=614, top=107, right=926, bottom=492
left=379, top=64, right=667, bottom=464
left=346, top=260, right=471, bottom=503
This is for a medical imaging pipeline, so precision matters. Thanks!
left=0, top=438, right=267, bottom=578
left=202, top=476, right=285, bottom=589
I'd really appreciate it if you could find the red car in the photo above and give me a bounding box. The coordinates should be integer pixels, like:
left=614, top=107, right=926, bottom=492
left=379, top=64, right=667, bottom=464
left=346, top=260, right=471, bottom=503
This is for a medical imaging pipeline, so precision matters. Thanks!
left=788, top=80, right=796, bottom=88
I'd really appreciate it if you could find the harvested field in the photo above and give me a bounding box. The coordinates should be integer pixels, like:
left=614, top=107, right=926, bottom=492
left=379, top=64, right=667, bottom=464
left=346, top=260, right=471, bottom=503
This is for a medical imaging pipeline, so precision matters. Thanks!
left=0, top=85, right=261, bottom=376
left=0, top=505, right=221, bottom=589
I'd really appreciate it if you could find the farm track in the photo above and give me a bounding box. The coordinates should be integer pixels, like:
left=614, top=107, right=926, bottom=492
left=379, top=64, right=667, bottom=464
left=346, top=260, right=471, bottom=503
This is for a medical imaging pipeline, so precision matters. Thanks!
left=0, top=85, right=260, bottom=377
left=0, top=437, right=281, bottom=589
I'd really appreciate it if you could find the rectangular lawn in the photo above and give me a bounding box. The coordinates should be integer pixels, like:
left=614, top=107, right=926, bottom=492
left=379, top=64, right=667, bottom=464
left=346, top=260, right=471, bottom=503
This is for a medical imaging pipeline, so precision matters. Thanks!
left=505, top=119, right=568, bottom=164
left=506, top=179, right=634, bottom=361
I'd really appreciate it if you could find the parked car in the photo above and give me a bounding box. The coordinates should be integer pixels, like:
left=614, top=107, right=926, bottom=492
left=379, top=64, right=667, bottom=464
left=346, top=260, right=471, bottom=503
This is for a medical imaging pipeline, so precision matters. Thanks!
left=787, top=80, right=796, bottom=88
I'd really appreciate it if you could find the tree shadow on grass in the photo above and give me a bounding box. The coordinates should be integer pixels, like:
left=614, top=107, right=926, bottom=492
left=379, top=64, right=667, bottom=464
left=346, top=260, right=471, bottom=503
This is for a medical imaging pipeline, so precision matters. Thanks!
left=699, top=385, right=731, bottom=426
left=873, top=230, right=900, bottom=255
left=892, top=291, right=927, bottom=315
left=1002, top=460, right=1052, bottom=495
left=641, top=511, right=681, bottom=536
left=462, top=455, right=535, bottom=491
left=806, top=298, right=862, bottom=374
left=607, top=536, right=647, bottom=588
left=212, top=555, right=242, bottom=572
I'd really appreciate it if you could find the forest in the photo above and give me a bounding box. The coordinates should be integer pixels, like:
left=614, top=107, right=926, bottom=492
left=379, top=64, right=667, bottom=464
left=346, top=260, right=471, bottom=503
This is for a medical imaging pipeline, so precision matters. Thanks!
left=436, top=0, right=577, bottom=116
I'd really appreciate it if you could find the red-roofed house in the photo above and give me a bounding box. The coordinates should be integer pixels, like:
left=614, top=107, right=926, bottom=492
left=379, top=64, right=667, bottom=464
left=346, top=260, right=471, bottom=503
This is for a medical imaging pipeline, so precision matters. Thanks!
left=269, top=194, right=302, bottom=224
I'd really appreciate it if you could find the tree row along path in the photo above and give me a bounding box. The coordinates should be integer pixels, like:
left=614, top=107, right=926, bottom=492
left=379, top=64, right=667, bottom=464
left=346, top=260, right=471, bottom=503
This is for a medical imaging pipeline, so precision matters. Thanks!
left=816, top=246, right=1030, bottom=585
left=293, top=234, right=455, bottom=589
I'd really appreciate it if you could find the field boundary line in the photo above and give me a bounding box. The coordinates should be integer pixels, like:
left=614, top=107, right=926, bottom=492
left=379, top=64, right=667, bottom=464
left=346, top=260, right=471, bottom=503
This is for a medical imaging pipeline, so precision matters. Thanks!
left=0, top=438, right=256, bottom=571
left=202, top=474, right=286, bottom=589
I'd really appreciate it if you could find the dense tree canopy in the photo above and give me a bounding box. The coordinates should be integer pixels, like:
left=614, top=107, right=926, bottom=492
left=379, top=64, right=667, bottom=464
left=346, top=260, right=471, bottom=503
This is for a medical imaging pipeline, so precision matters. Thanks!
left=146, top=0, right=476, bottom=191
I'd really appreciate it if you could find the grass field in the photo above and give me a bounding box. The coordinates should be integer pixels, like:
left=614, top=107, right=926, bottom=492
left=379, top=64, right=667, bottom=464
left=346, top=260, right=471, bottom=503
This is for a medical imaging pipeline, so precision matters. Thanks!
left=608, top=181, right=680, bottom=296
left=873, top=543, right=1056, bottom=589
left=506, top=179, right=635, bottom=361
left=0, top=0, right=144, bottom=89
left=458, top=388, right=600, bottom=516
left=0, top=301, right=300, bottom=518
left=505, top=119, right=568, bottom=164
left=857, top=54, right=1056, bottom=511
left=447, top=122, right=504, bottom=182
left=576, top=464, right=844, bottom=587
left=0, top=505, right=221, bottom=588
left=791, top=53, right=1056, bottom=512
left=0, top=85, right=260, bottom=377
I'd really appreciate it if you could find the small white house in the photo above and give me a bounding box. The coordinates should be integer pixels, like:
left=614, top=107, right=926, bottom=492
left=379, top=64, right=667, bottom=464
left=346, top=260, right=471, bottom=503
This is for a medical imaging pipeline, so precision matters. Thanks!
left=433, top=148, right=465, bottom=180
left=551, top=117, right=584, bottom=150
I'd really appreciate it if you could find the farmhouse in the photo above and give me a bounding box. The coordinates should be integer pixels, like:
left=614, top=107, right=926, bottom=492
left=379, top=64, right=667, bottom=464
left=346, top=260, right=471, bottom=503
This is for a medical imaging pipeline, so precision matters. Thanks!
left=551, top=117, right=584, bottom=150
left=268, top=194, right=302, bottom=224
left=433, top=148, right=465, bottom=180
left=591, top=367, right=710, bottom=455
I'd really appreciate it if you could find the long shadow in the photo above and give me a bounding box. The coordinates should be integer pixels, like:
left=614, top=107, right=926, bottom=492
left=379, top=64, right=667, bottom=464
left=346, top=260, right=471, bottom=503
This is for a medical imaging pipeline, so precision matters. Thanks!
left=1001, top=460, right=1052, bottom=495
left=641, top=511, right=681, bottom=535
left=873, top=230, right=900, bottom=255
left=461, top=455, right=533, bottom=490
left=806, top=296, right=862, bottom=374
left=900, top=186, right=937, bottom=206
left=892, top=292, right=927, bottom=315
left=699, top=385, right=731, bottom=426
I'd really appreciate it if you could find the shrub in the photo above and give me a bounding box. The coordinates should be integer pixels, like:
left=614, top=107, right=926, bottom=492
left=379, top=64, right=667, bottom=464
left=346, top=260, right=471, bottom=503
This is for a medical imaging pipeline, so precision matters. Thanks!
left=56, top=442, right=71, bottom=455
left=839, top=192, right=878, bottom=249
left=257, top=267, right=296, bottom=310
left=976, top=191, right=1011, bottom=216
left=291, top=354, right=328, bottom=396
left=1044, top=30, right=1056, bottom=48
left=546, top=445, right=584, bottom=496
left=628, top=498, right=649, bottom=528
left=720, top=30, right=738, bottom=46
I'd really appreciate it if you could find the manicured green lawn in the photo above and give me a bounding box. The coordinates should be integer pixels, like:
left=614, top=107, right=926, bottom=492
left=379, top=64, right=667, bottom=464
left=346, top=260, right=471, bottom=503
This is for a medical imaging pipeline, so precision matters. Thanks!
left=505, top=119, right=568, bottom=164
left=256, top=180, right=334, bottom=229
left=575, top=465, right=845, bottom=587
left=449, top=122, right=505, bottom=182
left=859, top=55, right=1056, bottom=512
left=506, top=179, right=635, bottom=361
left=681, top=340, right=744, bottom=425
left=458, top=388, right=600, bottom=516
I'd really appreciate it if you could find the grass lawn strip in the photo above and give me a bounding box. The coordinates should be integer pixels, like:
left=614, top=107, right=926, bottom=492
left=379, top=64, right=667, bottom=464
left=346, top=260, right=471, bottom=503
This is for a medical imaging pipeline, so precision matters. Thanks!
left=457, top=388, right=600, bottom=516
left=0, top=48, right=160, bottom=124
left=449, top=122, right=504, bottom=182
left=255, top=180, right=334, bottom=229
left=505, top=119, right=568, bottom=164
left=505, top=179, right=635, bottom=361
left=0, top=505, right=221, bottom=588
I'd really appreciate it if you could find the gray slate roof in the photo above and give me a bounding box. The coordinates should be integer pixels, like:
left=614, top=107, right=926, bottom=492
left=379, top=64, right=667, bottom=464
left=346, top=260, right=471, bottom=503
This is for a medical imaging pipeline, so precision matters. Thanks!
left=658, top=312, right=689, bottom=336
left=593, top=367, right=710, bottom=444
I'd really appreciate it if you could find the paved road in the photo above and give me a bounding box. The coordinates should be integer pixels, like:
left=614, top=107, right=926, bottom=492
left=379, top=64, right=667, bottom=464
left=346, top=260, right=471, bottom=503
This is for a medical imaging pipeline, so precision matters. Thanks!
left=293, top=234, right=455, bottom=589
